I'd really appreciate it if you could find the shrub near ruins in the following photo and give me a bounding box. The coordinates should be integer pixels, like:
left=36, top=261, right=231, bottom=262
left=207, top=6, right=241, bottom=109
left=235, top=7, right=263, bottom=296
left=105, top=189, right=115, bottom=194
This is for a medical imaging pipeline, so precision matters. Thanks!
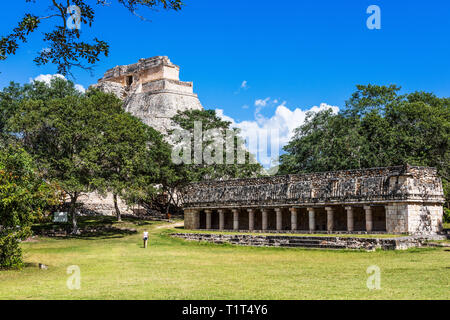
left=0, top=144, right=59, bottom=269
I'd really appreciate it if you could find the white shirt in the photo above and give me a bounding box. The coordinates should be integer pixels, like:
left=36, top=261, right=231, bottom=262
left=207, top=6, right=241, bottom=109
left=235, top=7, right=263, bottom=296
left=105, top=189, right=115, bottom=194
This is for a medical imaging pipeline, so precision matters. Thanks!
left=143, top=232, right=149, bottom=239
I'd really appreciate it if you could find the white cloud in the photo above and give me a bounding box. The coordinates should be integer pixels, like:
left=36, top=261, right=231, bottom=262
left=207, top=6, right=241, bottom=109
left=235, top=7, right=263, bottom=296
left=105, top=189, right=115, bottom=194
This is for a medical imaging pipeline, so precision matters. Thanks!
left=40, top=47, right=51, bottom=54
left=31, top=74, right=65, bottom=85
left=216, top=102, right=339, bottom=168
left=234, top=80, right=249, bottom=94
left=254, top=97, right=270, bottom=107
left=30, top=74, right=86, bottom=93
left=74, top=84, right=86, bottom=93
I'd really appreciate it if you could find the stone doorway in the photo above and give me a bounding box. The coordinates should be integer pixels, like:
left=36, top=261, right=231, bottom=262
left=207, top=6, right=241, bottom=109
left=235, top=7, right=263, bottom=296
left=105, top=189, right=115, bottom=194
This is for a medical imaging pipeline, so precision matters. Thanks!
left=126, top=75, right=133, bottom=86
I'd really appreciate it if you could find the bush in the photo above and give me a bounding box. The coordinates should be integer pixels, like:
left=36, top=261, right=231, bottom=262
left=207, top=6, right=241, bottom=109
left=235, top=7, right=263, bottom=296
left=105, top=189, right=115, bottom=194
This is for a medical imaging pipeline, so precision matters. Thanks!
left=444, top=208, right=450, bottom=224
left=0, top=144, right=59, bottom=269
left=0, top=229, right=29, bottom=269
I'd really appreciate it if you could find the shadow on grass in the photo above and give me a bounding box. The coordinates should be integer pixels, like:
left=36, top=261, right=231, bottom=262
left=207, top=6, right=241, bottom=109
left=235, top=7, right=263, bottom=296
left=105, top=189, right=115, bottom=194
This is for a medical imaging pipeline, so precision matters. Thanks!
left=71, top=227, right=137, bottom=240
left=32, top=215, right=146, bottom=240
left=23, top=262, right=42, bottom=269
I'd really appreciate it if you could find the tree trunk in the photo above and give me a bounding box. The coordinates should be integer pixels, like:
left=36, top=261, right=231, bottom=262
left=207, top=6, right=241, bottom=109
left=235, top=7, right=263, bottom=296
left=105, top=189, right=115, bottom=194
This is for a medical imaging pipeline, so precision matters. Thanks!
left=113, top=193, right=121, bottom=222
left=69, top=193, right=80, bottom=235
left=164, top=203, right=169, bottom=219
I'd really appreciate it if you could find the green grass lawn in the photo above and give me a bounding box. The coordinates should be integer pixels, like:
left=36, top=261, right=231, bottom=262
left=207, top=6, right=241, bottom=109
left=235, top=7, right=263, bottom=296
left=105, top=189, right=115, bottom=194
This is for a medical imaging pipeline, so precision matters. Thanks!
left=0, top=217, right=449, bottom=300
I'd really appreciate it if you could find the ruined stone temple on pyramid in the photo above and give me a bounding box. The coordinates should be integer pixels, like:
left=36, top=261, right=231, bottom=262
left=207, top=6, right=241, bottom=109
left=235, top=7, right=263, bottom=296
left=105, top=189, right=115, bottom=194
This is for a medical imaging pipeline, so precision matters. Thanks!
left=92, top=56, right=203, bottom=134
left=82, top=56, right=204, bottom=215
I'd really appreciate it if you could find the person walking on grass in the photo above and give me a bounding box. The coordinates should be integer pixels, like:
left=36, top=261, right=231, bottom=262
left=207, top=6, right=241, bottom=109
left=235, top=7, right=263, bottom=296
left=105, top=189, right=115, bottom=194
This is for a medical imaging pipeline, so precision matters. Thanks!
left=143, top=230, right=149, bottom=248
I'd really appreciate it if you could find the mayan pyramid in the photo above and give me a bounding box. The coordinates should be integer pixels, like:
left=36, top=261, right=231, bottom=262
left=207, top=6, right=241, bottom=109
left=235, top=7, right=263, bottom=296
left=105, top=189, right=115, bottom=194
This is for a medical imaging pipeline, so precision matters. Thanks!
left=92, top=56, right=203, bottom=134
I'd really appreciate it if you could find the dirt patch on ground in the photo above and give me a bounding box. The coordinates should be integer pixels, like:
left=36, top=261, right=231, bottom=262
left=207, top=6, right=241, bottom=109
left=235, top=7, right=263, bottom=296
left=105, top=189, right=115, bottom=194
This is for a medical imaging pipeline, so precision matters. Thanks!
left=155, top=221, right=184, bottom=230
left=23, top=236, right=40, bottom=243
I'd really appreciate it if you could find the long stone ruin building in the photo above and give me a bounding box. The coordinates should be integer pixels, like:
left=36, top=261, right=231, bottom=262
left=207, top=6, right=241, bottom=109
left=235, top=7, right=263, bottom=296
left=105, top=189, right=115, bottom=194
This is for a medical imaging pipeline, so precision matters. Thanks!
left=183, top=165, right=445, bottom=235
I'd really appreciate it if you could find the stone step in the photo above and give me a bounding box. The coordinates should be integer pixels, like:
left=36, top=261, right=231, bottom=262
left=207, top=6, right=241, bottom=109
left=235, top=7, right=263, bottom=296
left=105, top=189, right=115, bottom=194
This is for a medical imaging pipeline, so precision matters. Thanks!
left=285, top=239, right=331, bottom=244
left=278, top=243, right=349, bottom=249
left=171, top=233, right=420, bottom=250
left=226, top=241, right=349, bottom=249
left=264, top=236, right=371, bottom=242
left=246, top=239, right=349, bottom=248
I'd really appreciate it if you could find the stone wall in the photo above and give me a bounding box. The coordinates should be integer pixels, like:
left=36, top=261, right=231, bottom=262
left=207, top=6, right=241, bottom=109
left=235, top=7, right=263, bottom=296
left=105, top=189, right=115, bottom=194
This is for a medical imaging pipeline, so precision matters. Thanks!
left=77, top=192, right=134, bottom=216
left=99, top=56, right=180, bottom=85
left=385, top=203, right=409, bottom=233
left=171, top=233, right=428, bottom=250
left=385, top=203, right=444, bottom=234
left=142, top=79, right=194, bottom=94
left=406, top=204, right=443, bottom=234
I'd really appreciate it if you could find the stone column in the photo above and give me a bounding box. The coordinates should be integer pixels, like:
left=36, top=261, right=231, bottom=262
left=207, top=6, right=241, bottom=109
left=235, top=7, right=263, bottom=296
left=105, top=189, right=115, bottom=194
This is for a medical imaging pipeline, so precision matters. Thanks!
left=205, top=209, right=212, bottom=230
left=193, top=209, right=200, bottom=229
left=345, top=206, right=354, bottom=232
left=307, top=208, right=315, bottom=232
left=325, top=207, right=334, bottom=232
left=247, top=209, right=255, bottom=231
left=289, top=208, right=298, bottom=231
left=364, top=205, right=373, bottom=232
left=261, top=208, right=268, bottom=231
left=184, top=209, right=193, bottom=229
left=218, top=209, right=225, bottom=231
left=275, top=208, right=283, bottom=231
left=232, top=209, right=240, bottom=231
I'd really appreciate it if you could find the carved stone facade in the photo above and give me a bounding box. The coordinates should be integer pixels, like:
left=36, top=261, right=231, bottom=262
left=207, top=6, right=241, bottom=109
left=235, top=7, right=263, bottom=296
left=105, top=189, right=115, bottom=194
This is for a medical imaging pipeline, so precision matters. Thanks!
left=183, top=165, right=445, bottom=235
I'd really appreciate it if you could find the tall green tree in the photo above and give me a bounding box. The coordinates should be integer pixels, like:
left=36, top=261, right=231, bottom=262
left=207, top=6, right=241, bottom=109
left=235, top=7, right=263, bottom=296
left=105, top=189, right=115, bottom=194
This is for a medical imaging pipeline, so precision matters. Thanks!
left=110, top=109, right=265, bottom=216
left=98, top=103, right=170, bottom=221
left=0, top=83, right=25, bottom=135
left=279, top=84, right=450, bottom=209
left=280, top=109, right=364, bottom=173
left=0, top=142, right=59, bottom=269
left=1, top=79, right=85, bottom=136
left=170, top=109, right=263, bottom=183
left=8, top=79, right=122, bottom=233
left=123, top=126, right=178, bottom=216
left=1, top=0, right=183, bottom=76
left=3, top=78, right=176, bottom=226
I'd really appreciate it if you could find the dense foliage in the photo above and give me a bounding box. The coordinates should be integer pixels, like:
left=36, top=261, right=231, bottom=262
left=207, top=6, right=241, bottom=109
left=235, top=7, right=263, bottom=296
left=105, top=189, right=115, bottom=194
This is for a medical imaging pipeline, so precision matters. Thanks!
left=279, top=85, right=450, bottom=211
left=171, top=109, right=263, bottom=182
left=99, top=115, right=173, bottom=220
left=0, top=0, right=183, bottom=75
left=0, top=143, right=58, bottom=268
left=130, top=109, right=263, bottom=212
left=118, top=109, right=264, bottom=216
left=3, top=78, right=170, bottom=233
left=122, top=127, right=177, bottom=216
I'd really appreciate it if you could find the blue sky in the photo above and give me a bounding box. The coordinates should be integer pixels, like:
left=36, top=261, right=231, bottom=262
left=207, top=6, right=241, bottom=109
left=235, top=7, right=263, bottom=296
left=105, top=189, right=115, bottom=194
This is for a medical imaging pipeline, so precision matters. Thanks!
left=1, top=0, right=450, bottom=165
